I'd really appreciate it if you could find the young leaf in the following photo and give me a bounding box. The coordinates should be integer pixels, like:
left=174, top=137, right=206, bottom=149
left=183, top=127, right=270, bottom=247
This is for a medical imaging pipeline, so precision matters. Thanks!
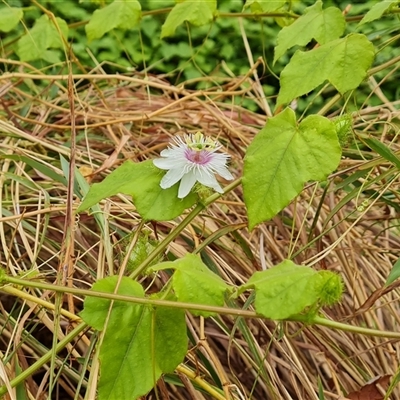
left=77, top=160, right=197, bottom=221
left=277, top=34, right=375, bottom=105
left=239, top=260, right=322, bottom=320
left=161, top=0, right=216, bottom=38
left=359, top=0, right=399, bottom=26
left=86, top=0, right=141, bottom=41
left=316, top=271, right=343, bottom=306
left=81, top=276, right=187, bottom=400
left=149, top=253, right=230, bottom=317
left=274, top=1, right=345, bottom=63
left=0, top=6, right=23, bottom=32
left=16, top=15, right=68, bottom=62
left=385, top=257, right=400, bottom=286
left=243, top=108, right=341, bottom=229
left=244, top=0, right=287, bottom=13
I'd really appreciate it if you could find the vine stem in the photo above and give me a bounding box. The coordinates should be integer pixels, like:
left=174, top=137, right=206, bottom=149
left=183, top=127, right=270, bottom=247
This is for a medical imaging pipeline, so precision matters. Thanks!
left=291, top=315, right=400, bottom=338
left=2, top=274, right=400, bottom=339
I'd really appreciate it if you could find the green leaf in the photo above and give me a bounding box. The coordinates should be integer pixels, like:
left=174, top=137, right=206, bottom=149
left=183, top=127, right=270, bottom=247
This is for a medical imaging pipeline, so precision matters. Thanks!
left=149, top=254, right=230, bottom=317
left=77, top=160, right=197, bottom=221
left=243, top=108, right=341, bottom=229
left=153, top=305, right=187, bottom=372
left=81, top=276, right=187, bottom=400
left=385, top=257, right=400, bottom=286
left=80, top=276, right=145, bottom=330
left=0, top=6, right=23, bottom=32
left=86, top=0, right=141, bottom=41
left=359, top=0, right=399, bottom=26
left=363, top=137, right=400, bottom=170
left=244, top=0, right=287, bottom=13
left=274, top=1, right=345, bottom=63
left=16, top=15, right=68, bottom=62
left=277, top=33, right=375, bottom=105
left=240, top=260, right=322, bottom=320
left=161, top=0, right=216, bottom=38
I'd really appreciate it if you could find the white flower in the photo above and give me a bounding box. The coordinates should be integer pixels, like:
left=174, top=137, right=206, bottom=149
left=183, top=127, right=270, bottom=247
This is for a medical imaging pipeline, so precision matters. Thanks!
left=153, top=132, right=234, bottom=198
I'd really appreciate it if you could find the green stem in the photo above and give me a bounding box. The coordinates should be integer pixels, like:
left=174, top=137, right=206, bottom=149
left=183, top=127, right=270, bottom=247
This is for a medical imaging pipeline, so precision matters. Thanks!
left=129, top=178, right=242, bottom=280
left=3, top=275, right=400, bottom=339
left=317, top=93, right=342, bottom=116
left=292, top=315, right=400, bottom=338
left=218, top=11, right=298, bottom=18
left=0, top=322, right=87, bottom=397
left=2, top=274, right=255, bottom=317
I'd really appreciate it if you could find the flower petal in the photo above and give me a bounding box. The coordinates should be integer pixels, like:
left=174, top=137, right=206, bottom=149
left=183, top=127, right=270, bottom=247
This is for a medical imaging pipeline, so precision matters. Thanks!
left=178, top=172, right=197, bottom=198
left=160, top=147, right=184, bottom=157
left=160, top=168, right=185, bottom=189
left=154, top=154, right=188, bottom=169
left=195, top=170, right=223, bottom=193
left=153, top=158, right=178, bottom=170
left=213, top=165, right=234, bottom=181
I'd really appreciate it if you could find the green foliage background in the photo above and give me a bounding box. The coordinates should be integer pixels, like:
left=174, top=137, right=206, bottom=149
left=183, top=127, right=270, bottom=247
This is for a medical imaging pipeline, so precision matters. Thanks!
left=1, top=0, right=399, bottom=113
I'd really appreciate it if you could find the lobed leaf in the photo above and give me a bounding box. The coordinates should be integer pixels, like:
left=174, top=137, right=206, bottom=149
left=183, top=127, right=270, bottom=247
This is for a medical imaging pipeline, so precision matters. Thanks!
left=16, top=15, right=68, bottom=62
left=243, top=108, right=341, bottom=229
left=77, top=160, right=197, bottom=221
left=274, top=1, right=345, bottom=63
left=161, top=0, right=216, bottom=38
left=80, top=276, right=145, bottom=331
left=240, top=260, right=322, bottom=320
left=150, top=253, right=231, bottom=317
left=86, top=0, right=141, bottom=41
left=277, top=33, right=375, bottom=105
left=81, top=276, right=187, bottom=400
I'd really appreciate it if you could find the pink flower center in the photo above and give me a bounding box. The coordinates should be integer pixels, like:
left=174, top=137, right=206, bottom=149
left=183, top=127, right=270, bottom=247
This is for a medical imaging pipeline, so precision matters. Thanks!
left=185, top=149, right=213, bottom=166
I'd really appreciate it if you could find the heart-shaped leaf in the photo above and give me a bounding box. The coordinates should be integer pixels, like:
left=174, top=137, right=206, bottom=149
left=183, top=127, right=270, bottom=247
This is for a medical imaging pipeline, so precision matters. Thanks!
left=240, top=260, right=321, bottom=320
left=277, top=33, right=375, bottom=105
left=243, top=108, right=341, bottom=229
left=81, top=276, right=187, bottom=400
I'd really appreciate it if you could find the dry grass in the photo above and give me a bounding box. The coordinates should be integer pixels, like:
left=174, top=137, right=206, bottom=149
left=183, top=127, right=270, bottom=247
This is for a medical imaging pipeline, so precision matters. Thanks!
left=0, top=60, right=400, bottom=400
